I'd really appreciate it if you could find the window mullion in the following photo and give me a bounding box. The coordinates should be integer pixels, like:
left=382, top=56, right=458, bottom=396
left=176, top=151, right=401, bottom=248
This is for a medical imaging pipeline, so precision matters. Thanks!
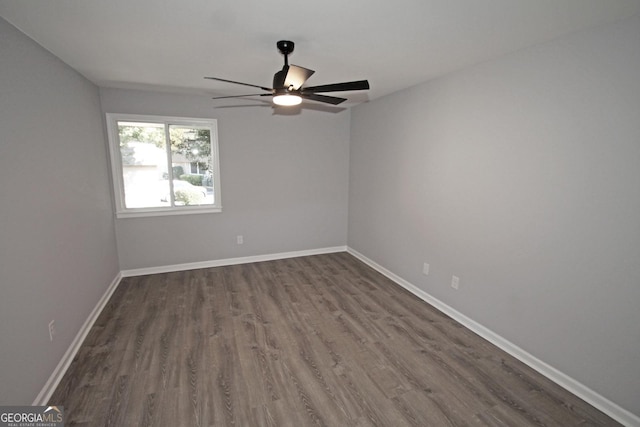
left=163, top=123, right=175, bottom=207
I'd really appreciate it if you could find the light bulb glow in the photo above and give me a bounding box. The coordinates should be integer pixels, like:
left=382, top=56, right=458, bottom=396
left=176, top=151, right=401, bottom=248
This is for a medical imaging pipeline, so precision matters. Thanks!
left=273, top=94, right=302, bottom=106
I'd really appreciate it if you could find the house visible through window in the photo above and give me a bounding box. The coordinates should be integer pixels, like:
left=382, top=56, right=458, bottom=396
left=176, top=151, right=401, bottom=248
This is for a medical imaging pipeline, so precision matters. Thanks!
left=106, top=114, right=221, bottom=218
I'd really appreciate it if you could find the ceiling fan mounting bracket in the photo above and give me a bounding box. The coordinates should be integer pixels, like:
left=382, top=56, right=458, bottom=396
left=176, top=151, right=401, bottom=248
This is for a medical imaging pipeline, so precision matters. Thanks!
left=276, top=40, right=295, bottom=56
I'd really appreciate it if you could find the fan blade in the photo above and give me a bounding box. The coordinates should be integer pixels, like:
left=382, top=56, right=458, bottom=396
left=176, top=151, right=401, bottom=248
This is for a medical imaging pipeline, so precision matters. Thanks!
left=300, top=93, right=347, bottom=105
left=285, top=65, right=315, bottom=90
left=273, top=65, right=315, bottom=90
left=212, top=94, right=273, bottom=100
left=205, top=77, right=272, bottom=92
left=273, top=66, right=288, bottom=89
left=302, top=80, right=370, bottom=93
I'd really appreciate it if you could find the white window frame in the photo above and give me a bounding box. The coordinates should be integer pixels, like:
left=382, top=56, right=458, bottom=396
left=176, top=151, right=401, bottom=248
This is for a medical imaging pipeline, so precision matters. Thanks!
left=106, top=113, right=222, bottom=218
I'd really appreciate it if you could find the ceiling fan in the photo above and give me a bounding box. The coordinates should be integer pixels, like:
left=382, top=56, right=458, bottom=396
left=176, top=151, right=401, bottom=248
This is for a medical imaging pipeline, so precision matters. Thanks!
left=205, top=40, right=370, bottom=106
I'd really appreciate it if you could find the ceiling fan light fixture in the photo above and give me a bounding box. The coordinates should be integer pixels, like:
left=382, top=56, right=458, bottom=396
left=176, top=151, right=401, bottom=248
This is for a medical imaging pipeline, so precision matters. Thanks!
left=273, top=94, right=302, bottom=106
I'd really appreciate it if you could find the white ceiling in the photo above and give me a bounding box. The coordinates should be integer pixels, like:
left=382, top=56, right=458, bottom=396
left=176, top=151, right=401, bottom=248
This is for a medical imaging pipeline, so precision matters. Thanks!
left=2, top=0, right=640, bottom=106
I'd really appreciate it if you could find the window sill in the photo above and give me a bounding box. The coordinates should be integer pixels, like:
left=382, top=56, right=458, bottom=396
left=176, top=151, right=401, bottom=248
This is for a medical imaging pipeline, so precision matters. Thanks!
left=116, top=206, right=222, bottom=219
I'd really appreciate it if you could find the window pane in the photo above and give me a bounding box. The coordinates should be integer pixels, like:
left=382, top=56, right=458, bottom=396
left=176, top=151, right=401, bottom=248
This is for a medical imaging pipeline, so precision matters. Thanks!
left=117, top=122, right=170, bottom=208
left=169, top=126, right=215, bottom=206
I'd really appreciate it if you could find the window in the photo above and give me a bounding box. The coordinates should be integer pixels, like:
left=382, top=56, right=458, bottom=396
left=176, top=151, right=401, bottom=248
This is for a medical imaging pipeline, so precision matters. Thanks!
left=106, top=114, right=221, bottom=218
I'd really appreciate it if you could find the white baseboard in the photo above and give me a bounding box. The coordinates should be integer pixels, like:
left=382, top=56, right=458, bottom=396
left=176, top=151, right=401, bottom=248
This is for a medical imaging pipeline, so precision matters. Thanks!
left=120, top=246, right=348, bottom=277
left=33, top=272, right=123, bottom=406
left=346, top=247, right=640, bottom=427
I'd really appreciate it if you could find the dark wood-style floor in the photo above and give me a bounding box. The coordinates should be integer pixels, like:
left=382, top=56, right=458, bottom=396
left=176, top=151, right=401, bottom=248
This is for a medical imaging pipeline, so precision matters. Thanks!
left=50, top=253, right=619, bottom=426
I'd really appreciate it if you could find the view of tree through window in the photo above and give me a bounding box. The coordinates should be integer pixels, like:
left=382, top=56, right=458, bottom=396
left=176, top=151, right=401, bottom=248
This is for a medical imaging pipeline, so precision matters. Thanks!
left=111, top=117, right=220, bottom=213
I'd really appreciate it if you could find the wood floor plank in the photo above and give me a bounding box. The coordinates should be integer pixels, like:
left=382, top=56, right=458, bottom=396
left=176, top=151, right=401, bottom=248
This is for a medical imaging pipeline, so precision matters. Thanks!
left=49, top=253, right=621, bottom=426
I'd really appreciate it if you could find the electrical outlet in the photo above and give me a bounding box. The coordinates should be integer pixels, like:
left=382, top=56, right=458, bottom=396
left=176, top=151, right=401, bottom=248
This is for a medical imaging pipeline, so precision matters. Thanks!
left=48, top=320, right=56, bottom=341
left=236, top=235, right=243, bottom=245
left=422, top=263, right=430, bottom=276
left=451, top=275, right=460, bottom=290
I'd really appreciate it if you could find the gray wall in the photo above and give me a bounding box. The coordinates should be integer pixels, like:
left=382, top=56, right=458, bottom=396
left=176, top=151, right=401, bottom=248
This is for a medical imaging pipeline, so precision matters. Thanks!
left=100, top=88, right=351, bottom=270
left=349, top=16, right=640, bottom=416
left=0, top=18, right=119, bottom=404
